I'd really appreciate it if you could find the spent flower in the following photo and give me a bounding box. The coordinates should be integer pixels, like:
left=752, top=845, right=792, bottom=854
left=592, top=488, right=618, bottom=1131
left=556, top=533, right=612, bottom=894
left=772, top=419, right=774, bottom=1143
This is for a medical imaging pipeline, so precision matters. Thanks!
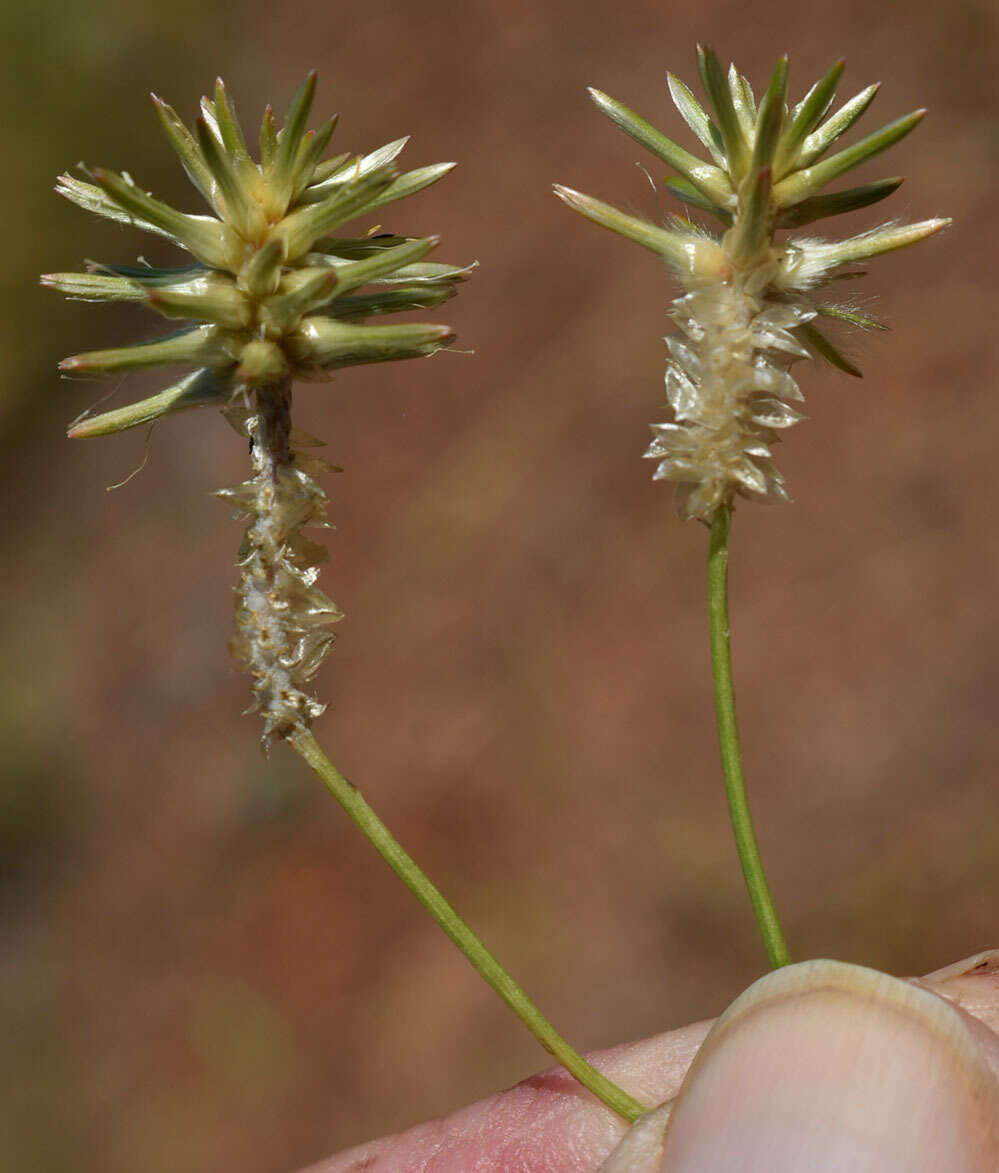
left=45, top=74, right=470, bottom=744
left=556, top=48, right=948, bottom=521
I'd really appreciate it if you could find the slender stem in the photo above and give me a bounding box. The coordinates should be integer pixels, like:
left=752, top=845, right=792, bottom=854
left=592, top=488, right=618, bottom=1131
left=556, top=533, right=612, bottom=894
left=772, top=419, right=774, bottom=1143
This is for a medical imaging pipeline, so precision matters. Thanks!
left=288, top=726, right=648, bottom=1122
left=707, top=504, right=791, bottom=968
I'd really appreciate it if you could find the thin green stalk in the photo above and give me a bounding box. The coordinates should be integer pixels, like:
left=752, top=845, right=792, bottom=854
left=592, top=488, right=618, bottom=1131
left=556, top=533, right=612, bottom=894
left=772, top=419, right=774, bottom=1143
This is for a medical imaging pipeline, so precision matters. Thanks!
left=707, top=504, right=791, bottom=968
left=288, top=726, right=648, bottom=1122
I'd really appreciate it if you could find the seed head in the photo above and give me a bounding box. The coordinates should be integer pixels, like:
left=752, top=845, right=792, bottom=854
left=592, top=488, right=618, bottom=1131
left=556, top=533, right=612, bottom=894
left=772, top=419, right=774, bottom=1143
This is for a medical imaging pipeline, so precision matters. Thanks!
left=45, top=76, right=471, bottom=744
left=45, top=74, right=469, bottom=436
left=556, top=49, right=949, bottom=521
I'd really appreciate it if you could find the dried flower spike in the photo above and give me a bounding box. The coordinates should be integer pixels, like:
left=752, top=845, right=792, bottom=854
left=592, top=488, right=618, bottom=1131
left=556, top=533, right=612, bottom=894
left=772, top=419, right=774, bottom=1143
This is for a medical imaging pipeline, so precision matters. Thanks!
left=556, top=48, right=949, bottom=521
left=44, top=75, right=470, bottom=744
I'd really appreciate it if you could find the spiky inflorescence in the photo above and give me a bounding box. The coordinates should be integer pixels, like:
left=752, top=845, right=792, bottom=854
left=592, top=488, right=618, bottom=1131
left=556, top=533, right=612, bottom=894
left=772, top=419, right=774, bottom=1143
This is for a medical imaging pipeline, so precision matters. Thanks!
left=556, top=48, right=948, bottom=522
left=44, top=74, right=470, bottom=744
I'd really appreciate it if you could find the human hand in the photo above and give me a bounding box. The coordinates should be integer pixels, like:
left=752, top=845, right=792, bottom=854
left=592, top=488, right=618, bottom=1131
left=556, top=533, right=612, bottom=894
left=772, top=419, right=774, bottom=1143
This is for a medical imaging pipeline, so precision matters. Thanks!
left=302, top=952, right=999, bottom=1173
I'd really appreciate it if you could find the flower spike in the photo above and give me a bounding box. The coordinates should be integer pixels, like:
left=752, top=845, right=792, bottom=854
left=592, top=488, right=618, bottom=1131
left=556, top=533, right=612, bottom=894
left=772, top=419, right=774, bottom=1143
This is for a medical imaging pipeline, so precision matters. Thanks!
left=46, top=75, right=468, bottom=745
left=558, top=51, right=949, bottom=521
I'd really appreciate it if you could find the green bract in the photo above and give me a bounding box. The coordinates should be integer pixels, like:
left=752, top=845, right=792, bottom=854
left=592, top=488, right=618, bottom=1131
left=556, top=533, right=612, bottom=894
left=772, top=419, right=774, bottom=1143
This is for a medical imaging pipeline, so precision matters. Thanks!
left=44, top=74, right=469, bottom=439
left=569, top=49, right=940, bottom=247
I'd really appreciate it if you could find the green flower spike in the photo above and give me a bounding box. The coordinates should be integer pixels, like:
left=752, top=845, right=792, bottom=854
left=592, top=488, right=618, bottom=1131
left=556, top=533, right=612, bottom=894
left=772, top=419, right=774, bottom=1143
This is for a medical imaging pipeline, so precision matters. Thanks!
left=44, top=75, right=470, bottom=744
left=556, top=48, right=949, bottom=522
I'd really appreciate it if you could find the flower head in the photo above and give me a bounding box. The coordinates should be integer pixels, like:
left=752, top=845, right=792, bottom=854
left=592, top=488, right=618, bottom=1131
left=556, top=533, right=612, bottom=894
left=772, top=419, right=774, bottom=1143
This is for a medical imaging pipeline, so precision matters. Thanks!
left=44, top=73, right=469, bottom=437
left=556, top=48, right=948, bottom=521
left=45, top=76, right=470, bottom=745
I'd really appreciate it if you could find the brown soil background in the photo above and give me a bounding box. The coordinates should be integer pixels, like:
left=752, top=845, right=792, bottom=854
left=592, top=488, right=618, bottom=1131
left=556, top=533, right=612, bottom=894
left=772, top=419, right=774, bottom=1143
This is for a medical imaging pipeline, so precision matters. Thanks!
left=3, top=1, right=998, bottom=1169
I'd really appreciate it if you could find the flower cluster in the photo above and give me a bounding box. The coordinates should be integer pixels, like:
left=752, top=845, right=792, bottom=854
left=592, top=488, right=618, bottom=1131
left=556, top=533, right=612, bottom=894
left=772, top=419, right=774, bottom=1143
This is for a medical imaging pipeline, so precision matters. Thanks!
left=556, top=48, right=948, bottom=521
left=44, top=75, right=469, bottom=743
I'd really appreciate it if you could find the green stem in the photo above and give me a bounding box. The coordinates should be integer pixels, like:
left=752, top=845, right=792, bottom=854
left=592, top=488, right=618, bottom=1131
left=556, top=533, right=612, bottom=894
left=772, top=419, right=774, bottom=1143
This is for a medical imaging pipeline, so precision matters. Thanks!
left=288, top=727, right=648, bottom=1122
left=707, top=504, right=791, bottom=968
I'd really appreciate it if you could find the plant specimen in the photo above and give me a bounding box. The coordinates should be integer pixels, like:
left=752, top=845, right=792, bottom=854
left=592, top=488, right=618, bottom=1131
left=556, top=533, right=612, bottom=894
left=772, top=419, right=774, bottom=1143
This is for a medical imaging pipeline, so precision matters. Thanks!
left=44, top=48, right=979, bottom=1163
left=556, top=46, right=947, bottom=968
left=49, top=75, right=463, bottom=745
left=44, top=74, right=644, bottom=1122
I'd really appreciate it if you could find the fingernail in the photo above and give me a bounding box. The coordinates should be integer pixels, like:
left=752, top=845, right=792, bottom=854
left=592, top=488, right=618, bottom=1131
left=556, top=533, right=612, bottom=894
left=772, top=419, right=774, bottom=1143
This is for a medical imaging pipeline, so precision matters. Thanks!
left=659, top=959, right=999, bottom=1171
left=598, top=958, right=999, bottom=1172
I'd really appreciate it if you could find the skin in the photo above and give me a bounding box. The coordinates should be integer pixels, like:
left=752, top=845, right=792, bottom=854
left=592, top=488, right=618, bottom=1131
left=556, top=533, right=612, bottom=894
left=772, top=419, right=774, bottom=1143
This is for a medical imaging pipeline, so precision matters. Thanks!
left=300, top=953, right=999, bottom=1173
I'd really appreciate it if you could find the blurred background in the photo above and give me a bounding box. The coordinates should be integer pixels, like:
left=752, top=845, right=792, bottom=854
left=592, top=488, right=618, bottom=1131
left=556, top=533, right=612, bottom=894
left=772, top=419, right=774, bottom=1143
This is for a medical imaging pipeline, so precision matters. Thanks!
left=3, top=0, right=998, bottom=1168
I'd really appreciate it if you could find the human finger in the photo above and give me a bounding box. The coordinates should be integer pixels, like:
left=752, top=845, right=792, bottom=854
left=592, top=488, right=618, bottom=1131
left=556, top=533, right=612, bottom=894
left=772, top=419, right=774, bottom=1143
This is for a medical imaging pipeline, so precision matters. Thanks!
left=303, top=951, right=999, bottom=1173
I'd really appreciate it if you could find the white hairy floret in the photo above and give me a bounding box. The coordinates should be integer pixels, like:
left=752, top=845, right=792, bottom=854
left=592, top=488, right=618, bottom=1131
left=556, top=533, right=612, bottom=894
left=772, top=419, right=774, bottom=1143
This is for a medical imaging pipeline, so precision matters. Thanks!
left=645, top=252, right=816, bottom=520
left=221, top=392, right=342, bottom=747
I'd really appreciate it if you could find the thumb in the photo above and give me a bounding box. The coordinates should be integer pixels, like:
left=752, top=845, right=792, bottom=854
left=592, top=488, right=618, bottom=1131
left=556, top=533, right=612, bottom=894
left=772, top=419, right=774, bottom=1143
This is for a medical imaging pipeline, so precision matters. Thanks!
left=602, top=950, right=999, bottom=1172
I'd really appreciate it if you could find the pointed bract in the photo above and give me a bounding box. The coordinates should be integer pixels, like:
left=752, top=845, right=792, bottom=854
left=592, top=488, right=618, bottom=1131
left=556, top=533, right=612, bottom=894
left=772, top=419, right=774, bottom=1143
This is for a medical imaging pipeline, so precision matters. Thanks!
left=365, top=162, right=458, bottom=214
left=817, top=303, right=887, bottom=332
left=41, top=271, right=147, bottom=302
left=777, top=177, right=903, bottom=228
left=56, top=173, right=178, bottom=241
left=258, top=105, right=278, bottom=170
left=195, top=115, right=260, bottom=236
left=151, top=94, right=215, bottom=202
left=60, top=324, right=234, bottom=374
left=554, top=185, right=705, bottom=273
left=239, top=236, right=284, bottom=299
left=329, top=284, right=457, bottom=320
left=697, top=45, right=749, bottom=177
left=268, top=71, right=318, bottom=213
left=147, top=272, right=253, bottom=329
left=261, top=267, right=339, bottom=327
left=325, top=235, right=438, bottom=298
left=68, top=368, right=232, bottom=437
left=663, top=177, right=733, bottom=225
left=292, top=116, right=338, bottom=200
left=773, top=110, right=924, bottom=208
left=667, top=73, right=726, bottom=167
left=797, top=320, right=863, bottom=377
left=588, top=87, right=734, bottom=208
left=746, top=58, right=787, bottom=183
left=726, top=166, right=772, bottom=266
left=289, top=317, right=455, bottom=370
left=277, top=168, right=396, bottom=259
left=774, top=60, right=844, bottom=178
left=89, top=168, right=231, bottom=267
left=797, top=83, right=880, bottom=168
left=728, top=63, right=756, bottom=143
left=212, top=78, right=252, bottom=170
